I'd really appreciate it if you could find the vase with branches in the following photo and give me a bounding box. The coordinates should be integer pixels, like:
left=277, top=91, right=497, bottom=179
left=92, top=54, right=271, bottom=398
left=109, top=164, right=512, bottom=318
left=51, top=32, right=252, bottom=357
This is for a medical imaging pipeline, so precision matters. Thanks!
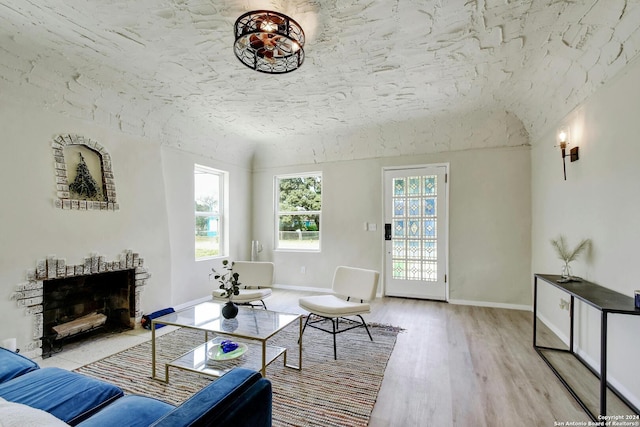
left=550, top=235, right=591, bottom=282
left=210, top=260, right=241, bottom=318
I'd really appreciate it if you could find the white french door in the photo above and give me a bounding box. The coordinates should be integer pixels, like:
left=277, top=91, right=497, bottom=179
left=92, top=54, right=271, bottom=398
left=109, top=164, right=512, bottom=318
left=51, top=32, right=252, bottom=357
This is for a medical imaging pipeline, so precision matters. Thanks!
left=383, top=166, right=448, bottom=300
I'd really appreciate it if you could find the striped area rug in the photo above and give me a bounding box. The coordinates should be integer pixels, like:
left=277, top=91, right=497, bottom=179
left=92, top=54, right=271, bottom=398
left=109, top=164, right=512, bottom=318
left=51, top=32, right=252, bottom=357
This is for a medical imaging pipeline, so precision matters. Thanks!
left=75, top=320, right=401, bottom=427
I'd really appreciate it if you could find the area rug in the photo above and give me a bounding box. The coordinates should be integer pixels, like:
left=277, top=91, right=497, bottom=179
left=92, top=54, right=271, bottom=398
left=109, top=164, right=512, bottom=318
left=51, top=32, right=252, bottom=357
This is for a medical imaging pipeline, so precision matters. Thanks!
left=74, top=320, right=401, bottom=427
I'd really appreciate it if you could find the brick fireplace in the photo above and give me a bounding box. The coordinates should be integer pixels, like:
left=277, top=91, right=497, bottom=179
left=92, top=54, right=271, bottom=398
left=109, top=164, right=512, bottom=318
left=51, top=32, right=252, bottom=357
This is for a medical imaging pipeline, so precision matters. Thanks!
left=11, top=250, right=150, bottom=358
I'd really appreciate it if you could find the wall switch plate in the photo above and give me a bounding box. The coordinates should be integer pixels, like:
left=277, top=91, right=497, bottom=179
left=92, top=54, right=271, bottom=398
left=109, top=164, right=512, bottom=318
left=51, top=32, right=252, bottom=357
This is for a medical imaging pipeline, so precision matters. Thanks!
left=367, top=223, right=377, bottom=231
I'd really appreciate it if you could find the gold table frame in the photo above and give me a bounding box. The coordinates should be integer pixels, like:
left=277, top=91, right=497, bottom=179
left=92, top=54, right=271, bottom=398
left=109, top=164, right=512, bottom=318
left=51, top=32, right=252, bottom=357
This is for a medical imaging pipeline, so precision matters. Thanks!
left=151, top=301, right=302, bottom=382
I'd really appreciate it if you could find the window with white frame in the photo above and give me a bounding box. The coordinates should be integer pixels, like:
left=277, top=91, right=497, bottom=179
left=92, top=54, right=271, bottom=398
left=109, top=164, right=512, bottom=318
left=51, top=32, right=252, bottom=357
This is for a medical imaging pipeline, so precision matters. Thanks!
left=195, top=164, right=226, bottom=259
left=275, top=173, right=322, bottom=251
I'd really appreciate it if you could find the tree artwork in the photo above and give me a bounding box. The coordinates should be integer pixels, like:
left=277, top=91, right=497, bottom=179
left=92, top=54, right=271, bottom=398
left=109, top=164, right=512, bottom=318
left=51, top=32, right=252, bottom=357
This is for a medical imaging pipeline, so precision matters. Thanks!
left=69, top=153, right=101, bottom=200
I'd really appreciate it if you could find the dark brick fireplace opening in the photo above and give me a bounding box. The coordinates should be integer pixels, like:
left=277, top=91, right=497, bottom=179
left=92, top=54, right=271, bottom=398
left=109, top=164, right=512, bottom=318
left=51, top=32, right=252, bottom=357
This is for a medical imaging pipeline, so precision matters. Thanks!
left=12, top=250, right=149, bottom=358
left=42, top=269, right=135, bottom=357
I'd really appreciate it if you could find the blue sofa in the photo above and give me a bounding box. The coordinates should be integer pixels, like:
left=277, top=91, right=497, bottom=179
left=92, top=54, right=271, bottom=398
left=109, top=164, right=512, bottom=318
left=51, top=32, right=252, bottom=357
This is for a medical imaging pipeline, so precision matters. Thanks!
left=0, top=347, right=272, bottom=426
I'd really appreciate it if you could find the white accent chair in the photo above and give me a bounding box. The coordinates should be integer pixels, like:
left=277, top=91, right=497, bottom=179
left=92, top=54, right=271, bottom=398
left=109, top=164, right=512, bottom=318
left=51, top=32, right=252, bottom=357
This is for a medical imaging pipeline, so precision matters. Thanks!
left=298, top=266, right=380, bottom=359
left=212, top=261, right=274, bottom=309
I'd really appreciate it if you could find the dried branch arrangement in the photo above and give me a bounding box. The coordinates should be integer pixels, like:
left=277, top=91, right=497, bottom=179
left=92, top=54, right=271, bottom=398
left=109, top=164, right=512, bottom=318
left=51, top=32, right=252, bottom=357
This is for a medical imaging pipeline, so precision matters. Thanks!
left=550, top=235, right=591, bottom=263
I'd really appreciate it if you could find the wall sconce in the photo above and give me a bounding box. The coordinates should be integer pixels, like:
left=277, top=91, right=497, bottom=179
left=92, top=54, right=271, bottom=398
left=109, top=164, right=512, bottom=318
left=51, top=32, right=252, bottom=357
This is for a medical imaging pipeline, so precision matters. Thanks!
left=557, top=127, right=579, bottom=180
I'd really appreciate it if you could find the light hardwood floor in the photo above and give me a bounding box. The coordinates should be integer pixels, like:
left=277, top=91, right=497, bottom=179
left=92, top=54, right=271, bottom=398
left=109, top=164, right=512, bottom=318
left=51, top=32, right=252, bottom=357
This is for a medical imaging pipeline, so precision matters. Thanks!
left=267, top=289, right=592, bottom=427
left=39, top=288, right=597, bottom=426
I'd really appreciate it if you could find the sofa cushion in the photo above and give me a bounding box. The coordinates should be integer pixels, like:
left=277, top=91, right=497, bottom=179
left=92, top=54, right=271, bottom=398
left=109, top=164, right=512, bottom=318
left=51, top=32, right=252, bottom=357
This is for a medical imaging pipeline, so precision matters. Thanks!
left=0, top=398, right=69, bottom=427
left=76, top=395, right=174, bottom=427
left=0, top=367, right=123, bottom=425
left=299, top=294, right=371, bottom=317
left=0, top=347, right=39, bottom=384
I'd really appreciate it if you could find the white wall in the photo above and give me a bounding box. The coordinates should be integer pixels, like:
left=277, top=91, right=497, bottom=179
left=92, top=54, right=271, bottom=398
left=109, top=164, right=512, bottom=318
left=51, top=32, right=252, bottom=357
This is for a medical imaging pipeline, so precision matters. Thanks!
left=253, top=145, right=531, bottom=307
left=161, top=146, right=252, bottom=305
left=0, top=101, right=252, bottom=354
left=0, top=103, right=167, bottom=352
left=532, top=55, right=640, bottom=408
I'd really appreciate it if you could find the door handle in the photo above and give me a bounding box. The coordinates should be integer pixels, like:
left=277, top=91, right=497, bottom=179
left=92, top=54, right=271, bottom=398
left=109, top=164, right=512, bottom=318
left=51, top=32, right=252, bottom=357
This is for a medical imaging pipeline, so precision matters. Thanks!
left=384, top=223, right=392, bottom=240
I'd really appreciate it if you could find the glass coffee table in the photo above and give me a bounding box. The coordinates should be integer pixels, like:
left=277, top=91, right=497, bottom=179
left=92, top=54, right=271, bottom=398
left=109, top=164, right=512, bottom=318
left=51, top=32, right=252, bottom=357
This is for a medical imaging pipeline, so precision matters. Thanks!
left=151, top=301, right=302, bottom=382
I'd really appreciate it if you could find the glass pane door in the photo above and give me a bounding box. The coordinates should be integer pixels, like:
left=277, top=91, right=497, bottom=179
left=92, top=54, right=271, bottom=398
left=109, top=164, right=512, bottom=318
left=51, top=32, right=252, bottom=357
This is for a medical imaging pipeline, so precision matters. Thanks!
left=384, top=166, right=447, bottom=300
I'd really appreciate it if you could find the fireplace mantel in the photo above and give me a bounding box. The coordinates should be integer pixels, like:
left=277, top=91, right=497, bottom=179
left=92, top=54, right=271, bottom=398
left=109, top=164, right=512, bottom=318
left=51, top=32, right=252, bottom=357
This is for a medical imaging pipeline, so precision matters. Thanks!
left=11, top=250, right=150, bottom=358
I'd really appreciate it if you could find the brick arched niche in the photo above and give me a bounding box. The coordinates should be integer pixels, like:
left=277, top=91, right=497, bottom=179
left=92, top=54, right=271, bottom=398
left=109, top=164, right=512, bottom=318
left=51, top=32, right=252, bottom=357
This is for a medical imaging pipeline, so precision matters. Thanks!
left=52, top=134, right=119, bottom=211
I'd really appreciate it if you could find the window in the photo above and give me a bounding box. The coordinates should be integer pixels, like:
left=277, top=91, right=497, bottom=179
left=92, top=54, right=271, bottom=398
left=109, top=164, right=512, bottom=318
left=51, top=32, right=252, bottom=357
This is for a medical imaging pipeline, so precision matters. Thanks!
left=195, top=165, right=226, bottom=259
left=275, top=173, right=322, bottom=251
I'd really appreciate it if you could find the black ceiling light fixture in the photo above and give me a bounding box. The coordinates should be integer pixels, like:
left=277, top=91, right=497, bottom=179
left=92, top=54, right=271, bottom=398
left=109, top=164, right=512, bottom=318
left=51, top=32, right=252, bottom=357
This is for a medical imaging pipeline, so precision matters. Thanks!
left=234, top=10, right=305, bottom=74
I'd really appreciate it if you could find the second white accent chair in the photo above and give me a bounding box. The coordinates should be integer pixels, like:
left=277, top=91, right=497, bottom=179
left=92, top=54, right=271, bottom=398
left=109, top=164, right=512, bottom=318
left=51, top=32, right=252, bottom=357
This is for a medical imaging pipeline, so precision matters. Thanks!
left=298, top=266, right=380, bottom=359
left=212, top=261, right=275, bottom=309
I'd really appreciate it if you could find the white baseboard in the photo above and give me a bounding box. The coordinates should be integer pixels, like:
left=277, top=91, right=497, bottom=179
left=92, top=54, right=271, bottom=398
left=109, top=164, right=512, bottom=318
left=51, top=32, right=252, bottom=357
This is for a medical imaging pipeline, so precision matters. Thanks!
left=176, top=286, right=325, bottom=311
left=272, top=283, right=329, bottom=293
left=449, top=299, right=531, bottom=312
left=272, top=283, right=387, bottom=299
left=187, top=288, right=531, bottom=312
left=273, top=285, right=532, bottom=310
left=173, top=295, right=212, bottom=311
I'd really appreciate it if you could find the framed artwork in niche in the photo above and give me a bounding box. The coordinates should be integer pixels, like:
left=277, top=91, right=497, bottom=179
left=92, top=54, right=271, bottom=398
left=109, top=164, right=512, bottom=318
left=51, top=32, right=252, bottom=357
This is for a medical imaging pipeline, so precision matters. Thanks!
left=51, top=134, right=119, bottom=211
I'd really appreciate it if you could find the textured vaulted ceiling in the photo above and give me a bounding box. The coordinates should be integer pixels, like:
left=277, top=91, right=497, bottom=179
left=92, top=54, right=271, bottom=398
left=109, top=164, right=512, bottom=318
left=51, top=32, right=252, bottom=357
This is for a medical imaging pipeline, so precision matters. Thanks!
left=1, top=0, right=639, bottom=166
